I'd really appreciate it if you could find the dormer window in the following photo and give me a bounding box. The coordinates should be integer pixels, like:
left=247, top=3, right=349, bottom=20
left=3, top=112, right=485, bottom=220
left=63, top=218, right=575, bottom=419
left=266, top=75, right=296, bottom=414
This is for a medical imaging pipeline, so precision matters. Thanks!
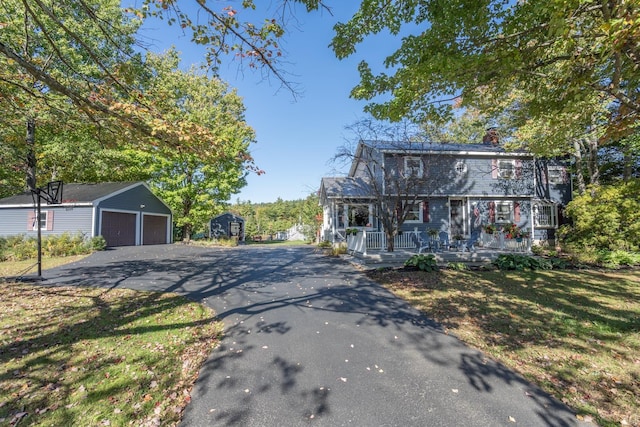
left=404, top=157, right=423, bottom=178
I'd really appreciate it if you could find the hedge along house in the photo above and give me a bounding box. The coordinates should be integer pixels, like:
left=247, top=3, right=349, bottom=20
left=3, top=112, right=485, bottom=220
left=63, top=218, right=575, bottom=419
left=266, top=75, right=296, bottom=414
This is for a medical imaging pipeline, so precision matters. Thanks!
left=209, top=212, right=245, bottom=241
left=0, top=182, right=172, bottom=247
left=319, top=138, right=572, bottom=249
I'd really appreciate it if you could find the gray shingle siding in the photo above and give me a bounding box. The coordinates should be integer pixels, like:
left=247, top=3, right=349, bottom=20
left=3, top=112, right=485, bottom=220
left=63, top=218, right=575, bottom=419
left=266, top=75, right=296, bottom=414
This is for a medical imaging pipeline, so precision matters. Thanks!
left=0, top=206, right=93, bottom=238
left=380, top=153, right=537, bottom=197
left=535, top=159, right=572, bottom=203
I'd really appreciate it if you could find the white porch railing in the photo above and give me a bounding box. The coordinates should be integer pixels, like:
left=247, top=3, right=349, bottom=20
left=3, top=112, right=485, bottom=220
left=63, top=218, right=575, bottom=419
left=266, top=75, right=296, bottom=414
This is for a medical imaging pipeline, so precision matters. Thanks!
left=479, top=232, right=531, bottom=252
left=345, top=230, right=531, bottom=254
left=347, top=231, right=417, bottom=254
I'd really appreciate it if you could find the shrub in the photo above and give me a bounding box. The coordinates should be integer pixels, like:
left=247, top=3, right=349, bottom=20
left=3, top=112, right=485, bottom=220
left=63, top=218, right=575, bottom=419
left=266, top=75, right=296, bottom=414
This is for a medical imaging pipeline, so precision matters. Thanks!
left=330, top=244, right=347, bottom=256
left=447, top=262, right=469, bottom=271
left=317, top=240, right=332, bottom=249
left=213, top=236, right=238, bottom=247
left=0, top=232, right=104, bottom=261
left=563, top=180, right=640, bottom=251
left=89, top=236, right=107, bottom=251
left=492, top=254, right=555, bottom=271
left=597, top=250, right=640, bottom=269
left=405, top=254, right=439, bottom=272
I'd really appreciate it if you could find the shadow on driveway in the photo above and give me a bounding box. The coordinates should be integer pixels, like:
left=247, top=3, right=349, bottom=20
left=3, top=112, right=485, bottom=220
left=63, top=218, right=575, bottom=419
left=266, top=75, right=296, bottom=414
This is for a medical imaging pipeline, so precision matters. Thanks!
left=38, top=244, right=586, bottom=426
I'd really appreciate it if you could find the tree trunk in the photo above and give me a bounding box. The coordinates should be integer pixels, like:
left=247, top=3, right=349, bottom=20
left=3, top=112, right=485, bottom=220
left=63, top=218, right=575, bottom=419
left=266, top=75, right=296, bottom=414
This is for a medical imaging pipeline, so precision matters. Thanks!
left=573, top=139, right=587, bottom=195
left=385, top=229, right=395, bottom=252
left=182, top=223, right=192, bottom=242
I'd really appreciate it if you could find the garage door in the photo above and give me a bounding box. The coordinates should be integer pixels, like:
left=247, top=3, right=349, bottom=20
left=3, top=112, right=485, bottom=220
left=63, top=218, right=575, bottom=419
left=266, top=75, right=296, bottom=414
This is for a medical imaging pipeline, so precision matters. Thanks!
left=143, top=215, right=168, bottom=245
left=101, top=211, right=136, bottom=247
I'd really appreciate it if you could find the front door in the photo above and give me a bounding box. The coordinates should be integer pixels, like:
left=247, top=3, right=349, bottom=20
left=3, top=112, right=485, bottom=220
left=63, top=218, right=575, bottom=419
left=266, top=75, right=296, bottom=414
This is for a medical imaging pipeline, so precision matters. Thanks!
left=449, top=199, right=466, bottom=237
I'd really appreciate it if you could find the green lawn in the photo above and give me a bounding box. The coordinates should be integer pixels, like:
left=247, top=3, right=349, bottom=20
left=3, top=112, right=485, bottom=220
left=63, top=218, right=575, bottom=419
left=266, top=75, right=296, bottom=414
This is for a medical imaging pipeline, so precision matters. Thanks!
left=0, top=277, right=221, bottom=426
left=368, top=267, right=640, bottom=427
left=0, top=255, right=88, bottom=278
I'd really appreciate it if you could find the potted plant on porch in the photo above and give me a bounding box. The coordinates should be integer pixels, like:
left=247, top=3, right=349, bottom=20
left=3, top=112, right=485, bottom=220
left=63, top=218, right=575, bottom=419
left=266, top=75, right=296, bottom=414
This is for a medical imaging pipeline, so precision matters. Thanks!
left=503, top=223, right=519, bottom=239
left=483, top=224, right=497, bottom=234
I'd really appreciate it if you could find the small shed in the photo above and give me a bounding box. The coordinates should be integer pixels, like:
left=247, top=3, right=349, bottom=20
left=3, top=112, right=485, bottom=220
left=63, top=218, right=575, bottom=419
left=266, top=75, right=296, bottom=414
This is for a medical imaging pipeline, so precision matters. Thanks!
left=210, top=212, right=244, bottom=241
left=0, top=182, right=172, bottom=247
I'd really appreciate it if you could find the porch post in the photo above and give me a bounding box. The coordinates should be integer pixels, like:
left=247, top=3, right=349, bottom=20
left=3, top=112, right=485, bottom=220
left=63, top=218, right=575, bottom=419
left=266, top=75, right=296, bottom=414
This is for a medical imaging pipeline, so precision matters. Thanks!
left=362, top=229, right=367, bottom=256
left=332, top=200, right=337, bottom=243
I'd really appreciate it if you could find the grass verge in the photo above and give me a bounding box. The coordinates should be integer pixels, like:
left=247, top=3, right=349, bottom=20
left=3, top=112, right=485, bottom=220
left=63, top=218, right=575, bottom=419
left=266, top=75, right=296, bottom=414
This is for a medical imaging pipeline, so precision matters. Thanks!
left=0, top=283, right=221, bottom=426
left=367, top=268, right=640, bottom=427
left=0, top=255, right=88, bottom=278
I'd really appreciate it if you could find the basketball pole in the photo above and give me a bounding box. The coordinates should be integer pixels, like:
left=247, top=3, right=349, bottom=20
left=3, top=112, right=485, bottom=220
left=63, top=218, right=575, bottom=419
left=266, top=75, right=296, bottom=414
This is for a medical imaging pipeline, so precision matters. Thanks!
left=36, top=189, right=42, bottom=277
left=31, top=182, right=62, bottom=279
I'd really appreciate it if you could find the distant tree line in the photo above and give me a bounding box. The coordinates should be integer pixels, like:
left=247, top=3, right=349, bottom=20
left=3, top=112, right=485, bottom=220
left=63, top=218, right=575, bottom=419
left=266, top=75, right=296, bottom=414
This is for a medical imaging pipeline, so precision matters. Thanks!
left=231, top=194, right=322, bottom=242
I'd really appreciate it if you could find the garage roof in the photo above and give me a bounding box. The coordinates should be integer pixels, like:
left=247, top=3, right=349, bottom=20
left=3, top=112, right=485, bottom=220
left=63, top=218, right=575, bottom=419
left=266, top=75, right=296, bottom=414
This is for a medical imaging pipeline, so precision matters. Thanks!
left=0, top=182, right=143, bottom=207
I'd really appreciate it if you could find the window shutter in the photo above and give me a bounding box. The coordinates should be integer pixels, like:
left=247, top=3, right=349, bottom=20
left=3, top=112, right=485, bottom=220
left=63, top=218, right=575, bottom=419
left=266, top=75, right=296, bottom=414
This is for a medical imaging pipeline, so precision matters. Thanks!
left=542, top=166, right=548, bottom=185
left=515, top=160, right=523, bottom=178
left=27, top=211, right=36, bottom=230
left=561, top=166, right=568, bottom=184
left=488, top=201, right=496, bottom=223
left=514, top=202, right=521, bottom=222
left=491, top=159, right=498, bottom=179
left=422, top=200, right=430, bottom=223
left=46, top=210, right=54, bottom=231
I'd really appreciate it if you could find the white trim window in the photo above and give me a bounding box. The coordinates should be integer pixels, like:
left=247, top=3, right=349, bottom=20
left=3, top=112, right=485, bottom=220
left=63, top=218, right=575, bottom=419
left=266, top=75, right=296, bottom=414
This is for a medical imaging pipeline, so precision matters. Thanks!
left=495, top=201, right=513, bottom=223
left=404, top=157, right=423, bottom=178
left=404, top=201, right=422, bottom=223
left=28, top=210, right=51, bottom=231
left=547, top=166, right=567, bottom=185
left=534, top=202, right=558, bottom=228
left=497, top=159, right=516, bottom=179
left=347, top=204, right=371, bottom=227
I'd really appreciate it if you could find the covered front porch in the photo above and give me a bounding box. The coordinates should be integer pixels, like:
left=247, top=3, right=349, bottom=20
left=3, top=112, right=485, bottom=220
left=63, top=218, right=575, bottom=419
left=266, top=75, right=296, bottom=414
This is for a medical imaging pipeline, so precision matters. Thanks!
left=345, top=230, right=532, bottom=266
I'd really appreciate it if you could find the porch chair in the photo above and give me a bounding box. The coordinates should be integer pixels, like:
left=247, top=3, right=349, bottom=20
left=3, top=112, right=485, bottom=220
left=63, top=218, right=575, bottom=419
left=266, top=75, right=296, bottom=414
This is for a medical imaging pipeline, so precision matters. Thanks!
left=412, top=231, right=431, bottom=253
left=438, top=231, right=456, bottom=252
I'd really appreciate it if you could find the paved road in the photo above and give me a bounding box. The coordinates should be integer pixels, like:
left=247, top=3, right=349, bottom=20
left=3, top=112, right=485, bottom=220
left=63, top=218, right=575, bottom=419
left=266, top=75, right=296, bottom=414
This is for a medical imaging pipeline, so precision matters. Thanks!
left=44, top=245, right=586, bottom=426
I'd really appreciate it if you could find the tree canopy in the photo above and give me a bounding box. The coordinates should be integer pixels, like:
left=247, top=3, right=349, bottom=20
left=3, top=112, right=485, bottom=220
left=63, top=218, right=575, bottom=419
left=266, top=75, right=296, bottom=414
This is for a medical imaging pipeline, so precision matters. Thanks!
left=332, top=0, right=639, bottom=153
left=232, top=194, right=322, bottom=241
left=0, top=1, right=261, bottom=203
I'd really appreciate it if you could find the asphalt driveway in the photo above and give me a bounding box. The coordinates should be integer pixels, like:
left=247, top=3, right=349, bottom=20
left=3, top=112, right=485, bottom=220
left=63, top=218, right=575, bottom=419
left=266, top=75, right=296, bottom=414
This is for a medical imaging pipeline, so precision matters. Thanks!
left=43, top=244, right=587, bottom=426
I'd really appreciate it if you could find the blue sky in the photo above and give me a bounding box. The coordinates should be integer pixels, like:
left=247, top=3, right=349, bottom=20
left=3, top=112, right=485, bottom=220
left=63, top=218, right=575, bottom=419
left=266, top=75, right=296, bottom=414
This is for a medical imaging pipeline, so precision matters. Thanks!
left=136, top=2, right=397, bottom=203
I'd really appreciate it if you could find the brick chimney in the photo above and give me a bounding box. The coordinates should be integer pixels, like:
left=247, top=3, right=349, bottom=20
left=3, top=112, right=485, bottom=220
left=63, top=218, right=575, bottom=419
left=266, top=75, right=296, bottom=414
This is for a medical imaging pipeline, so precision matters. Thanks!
left=482, top=127, right=500, bottom=146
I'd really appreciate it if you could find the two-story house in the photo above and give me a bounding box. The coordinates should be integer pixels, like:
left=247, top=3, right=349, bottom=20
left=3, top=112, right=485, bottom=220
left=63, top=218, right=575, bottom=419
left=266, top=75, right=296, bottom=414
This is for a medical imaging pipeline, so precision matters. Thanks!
left=319, top=139, right=571, bottom=249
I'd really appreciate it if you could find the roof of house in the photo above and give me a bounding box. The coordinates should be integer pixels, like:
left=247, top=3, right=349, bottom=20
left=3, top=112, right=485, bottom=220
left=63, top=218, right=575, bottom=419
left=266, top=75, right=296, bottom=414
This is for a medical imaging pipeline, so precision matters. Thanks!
left=320, top=177, right=372, bottom=199
left=211, top=212, right=244, bottom=221
left=0, top=182, right=144, bottom=206
left=359, top=140, right=529, bottom=154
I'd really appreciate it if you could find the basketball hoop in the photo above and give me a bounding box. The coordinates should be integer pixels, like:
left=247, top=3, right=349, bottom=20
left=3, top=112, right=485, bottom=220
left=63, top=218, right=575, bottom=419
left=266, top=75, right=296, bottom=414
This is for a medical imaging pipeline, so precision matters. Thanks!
left=43, top=180, right=63, bottom=204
